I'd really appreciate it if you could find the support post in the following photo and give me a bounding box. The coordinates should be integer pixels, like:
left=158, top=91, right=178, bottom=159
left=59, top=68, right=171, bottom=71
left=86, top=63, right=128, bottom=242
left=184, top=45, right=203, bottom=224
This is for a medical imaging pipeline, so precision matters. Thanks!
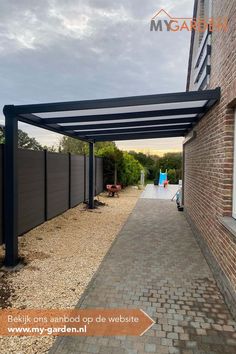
left=84, top=154, right=86, bottom=202
left=68, top=152, right=71, bottom=209
left=44, top=149, right=48, bottom=221
left=88, top=142, right=94, bottom=209
left=3, top=108, right=18, bottom=266
left=182, top=146, right=185, bottom=206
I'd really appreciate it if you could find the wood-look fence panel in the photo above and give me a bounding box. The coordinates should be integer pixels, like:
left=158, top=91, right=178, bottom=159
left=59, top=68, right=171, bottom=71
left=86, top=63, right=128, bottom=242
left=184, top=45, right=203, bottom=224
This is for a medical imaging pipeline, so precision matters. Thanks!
left=0, top=146, right=103, bottom=245
left=18, top=149, right=45, bottom=235
left=46, top=152, right=70, bottom=220
left=70, top=155, right=85, bottom=207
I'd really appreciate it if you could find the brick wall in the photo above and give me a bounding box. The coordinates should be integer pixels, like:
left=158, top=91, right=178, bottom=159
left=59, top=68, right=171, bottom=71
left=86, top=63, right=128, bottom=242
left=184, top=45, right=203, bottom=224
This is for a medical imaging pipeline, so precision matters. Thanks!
left=184, top=0, right=236, bottom=317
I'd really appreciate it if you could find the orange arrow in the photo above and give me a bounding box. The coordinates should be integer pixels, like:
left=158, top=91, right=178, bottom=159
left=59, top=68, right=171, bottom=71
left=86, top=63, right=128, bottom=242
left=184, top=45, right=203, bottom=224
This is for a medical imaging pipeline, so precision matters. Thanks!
left=0, top=309, right=155, bottom=336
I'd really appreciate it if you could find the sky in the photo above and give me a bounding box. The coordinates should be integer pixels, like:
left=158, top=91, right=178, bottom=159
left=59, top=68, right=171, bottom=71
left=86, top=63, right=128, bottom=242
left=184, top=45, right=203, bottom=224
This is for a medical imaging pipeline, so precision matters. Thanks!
left=0, top=0, right=194, bottom=154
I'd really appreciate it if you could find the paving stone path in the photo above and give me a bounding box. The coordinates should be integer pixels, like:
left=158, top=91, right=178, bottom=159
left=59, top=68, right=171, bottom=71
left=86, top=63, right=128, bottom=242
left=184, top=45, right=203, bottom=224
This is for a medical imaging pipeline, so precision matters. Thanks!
left=49, top=199, right=236, bottom=354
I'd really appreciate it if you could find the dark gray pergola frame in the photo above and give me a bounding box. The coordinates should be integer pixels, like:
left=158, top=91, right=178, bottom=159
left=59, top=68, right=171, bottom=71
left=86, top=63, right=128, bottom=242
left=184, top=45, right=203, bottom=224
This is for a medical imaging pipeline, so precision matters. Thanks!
left=3, top=87, right=220, bottom=266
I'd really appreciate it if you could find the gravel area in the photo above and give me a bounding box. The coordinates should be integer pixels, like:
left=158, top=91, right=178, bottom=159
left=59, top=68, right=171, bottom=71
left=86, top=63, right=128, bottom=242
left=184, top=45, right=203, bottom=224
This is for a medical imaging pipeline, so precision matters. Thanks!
left=0, top=187, right=141, bottom=354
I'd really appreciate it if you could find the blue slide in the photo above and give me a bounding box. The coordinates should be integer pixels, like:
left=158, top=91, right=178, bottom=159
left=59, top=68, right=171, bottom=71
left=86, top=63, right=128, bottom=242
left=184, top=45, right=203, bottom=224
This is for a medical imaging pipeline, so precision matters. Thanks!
left=159, top=170, right=167, bottom=186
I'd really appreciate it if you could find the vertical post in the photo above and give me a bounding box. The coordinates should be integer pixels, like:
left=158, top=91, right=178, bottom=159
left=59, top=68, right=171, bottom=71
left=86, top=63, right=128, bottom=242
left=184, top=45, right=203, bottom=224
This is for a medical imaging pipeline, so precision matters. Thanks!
left=84, top=154, right=86, bottom=202
left=88, top=142, right=94, bottom=209
left=4, top=107, right=18, bottom=266
left=68, top=153, right=71, bottom=209
left=44, top=149, right=48, bottom=221
left=114, top=162, right=117, bottom=185
left=95, top=157, right=97, bottom=196
left=182, top=146, right=185, bottom=206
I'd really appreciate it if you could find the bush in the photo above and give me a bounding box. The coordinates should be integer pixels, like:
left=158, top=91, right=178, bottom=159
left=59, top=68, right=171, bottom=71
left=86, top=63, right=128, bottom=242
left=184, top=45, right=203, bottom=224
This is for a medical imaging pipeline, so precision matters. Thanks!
left=119, top=152, right=143, bottom=186
left=96, top=146, right=143, bottom=186
left=167, top=169, right=177, bottom=184
left=96, top=145, right=123, bottom=186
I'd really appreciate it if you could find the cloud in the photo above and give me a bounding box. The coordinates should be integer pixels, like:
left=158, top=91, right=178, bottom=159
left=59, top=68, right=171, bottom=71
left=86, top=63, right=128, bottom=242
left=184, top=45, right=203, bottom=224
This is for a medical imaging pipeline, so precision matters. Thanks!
left=0, top=0, right=194, bottom=150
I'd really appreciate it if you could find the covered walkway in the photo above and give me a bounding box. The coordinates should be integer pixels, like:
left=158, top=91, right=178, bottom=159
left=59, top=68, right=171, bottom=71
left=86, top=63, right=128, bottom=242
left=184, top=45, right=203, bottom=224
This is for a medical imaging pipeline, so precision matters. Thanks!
left=3, top=87, right=220, bottom=266
left=49, top=197, right=236, bottom=354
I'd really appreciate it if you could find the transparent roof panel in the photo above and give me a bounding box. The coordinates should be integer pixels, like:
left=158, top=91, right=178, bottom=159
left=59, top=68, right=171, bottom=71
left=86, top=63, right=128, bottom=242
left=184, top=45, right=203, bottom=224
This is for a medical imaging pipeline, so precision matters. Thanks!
left=88, top=128, right=185, bottom=136
left=58, top=114, right=197, bottom=126
left=74, top=122, right=191, bottom=132
left=38, top=100, right=207, bottom=119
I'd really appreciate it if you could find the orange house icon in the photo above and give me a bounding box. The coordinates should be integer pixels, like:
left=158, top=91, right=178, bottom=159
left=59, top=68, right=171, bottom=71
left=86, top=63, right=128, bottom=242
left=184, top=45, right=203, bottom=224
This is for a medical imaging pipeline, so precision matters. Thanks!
left=151, top=8, right=193, bottom=21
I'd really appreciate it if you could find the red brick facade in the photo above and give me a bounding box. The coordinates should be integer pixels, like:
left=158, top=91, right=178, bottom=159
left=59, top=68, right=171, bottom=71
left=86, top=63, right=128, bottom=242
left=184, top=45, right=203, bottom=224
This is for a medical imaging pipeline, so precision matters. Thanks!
left=185, top=0, right=236, bottom=316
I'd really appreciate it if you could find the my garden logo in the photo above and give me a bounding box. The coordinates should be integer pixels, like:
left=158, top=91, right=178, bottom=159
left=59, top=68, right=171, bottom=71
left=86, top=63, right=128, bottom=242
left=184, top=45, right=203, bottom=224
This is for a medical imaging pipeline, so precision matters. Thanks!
left=150, top=9, right=228, bottom=32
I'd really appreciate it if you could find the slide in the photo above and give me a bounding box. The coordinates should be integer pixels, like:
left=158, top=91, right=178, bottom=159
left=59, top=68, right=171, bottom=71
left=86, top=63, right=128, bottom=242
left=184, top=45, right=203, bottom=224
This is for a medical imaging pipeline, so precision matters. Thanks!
left=159, top=170, right=167, bottom=186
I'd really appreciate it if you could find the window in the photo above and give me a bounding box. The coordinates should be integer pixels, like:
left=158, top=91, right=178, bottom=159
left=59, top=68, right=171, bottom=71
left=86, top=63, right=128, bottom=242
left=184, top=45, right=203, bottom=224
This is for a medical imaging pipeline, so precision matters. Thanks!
left=188, top=0, right=212, bottom=91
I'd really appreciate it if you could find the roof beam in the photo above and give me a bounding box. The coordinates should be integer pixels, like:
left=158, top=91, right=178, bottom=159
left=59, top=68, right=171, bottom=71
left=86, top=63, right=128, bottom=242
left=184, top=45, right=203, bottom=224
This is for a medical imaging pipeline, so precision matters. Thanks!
left=11, top=87, right=221, bottom=114
left=17, top=113, right=92, bottom=143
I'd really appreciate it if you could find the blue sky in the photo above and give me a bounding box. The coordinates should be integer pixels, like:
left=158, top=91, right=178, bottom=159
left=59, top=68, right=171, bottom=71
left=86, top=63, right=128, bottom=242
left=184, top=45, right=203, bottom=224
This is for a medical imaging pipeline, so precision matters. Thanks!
left=0, top=0, right=194, bottom=153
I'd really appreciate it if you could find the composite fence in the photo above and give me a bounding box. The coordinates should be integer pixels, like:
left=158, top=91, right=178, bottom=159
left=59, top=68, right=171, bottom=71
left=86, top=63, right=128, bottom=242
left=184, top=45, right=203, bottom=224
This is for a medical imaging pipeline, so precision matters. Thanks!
left=0, top=145, right=103, bottom=244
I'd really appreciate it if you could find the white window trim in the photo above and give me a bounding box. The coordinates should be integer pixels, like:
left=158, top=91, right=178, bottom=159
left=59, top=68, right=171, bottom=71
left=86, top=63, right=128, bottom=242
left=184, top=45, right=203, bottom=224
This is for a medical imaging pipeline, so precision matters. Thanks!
left=233, top=109, right=236, bottom=219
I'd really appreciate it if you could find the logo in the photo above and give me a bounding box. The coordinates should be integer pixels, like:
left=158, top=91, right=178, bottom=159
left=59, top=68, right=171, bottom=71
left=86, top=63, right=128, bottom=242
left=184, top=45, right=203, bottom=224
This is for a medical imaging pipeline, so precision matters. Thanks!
left=150, top=9, right=228, bottom=32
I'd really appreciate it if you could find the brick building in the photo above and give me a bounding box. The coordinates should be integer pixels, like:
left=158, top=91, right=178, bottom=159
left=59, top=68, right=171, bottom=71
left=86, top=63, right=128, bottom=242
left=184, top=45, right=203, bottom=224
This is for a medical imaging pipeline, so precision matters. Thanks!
left=185, top=0, right=236, bottom=317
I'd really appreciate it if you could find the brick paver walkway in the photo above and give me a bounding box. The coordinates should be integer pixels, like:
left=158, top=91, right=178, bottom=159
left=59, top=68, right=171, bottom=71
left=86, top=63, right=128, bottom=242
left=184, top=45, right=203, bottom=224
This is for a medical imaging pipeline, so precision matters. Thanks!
left=49, top=199, right=236, bottom=354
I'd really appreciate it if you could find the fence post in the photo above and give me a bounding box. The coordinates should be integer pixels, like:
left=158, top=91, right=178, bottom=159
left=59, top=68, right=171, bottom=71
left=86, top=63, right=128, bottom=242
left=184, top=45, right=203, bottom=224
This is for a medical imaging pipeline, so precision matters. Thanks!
left=68, top=153, right=71, bottom=208
left=95, top=157, right=97, bottom=196
left=84, top=154, right=86, bottom=202
left=88, top=142, right=94, bottom=209
left=44, top=149, right=48, bottom=221
left=0, top=145, right=4, bottom=245
left=4, top=108, right=18, bottom=266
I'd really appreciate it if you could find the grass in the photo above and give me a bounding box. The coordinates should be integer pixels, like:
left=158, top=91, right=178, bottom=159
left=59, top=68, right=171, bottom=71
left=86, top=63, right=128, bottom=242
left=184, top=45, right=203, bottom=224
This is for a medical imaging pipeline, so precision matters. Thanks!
left=145, top=179, right=154, bottom=185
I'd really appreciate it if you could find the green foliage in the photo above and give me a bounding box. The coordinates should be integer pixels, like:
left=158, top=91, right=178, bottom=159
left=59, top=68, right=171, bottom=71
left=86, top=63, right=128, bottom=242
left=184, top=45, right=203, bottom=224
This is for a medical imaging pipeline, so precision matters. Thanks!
left=59, top=136, right=88, bottom=154
left=0, top=126, right=43, bottom=150
left=167, top=169, right=177, bottom=184
left=58, top=136, right=182, bottom=186
left=95, top=141, right=116, bottom=154
left=43, top=145, right=58, bottom=152
left=159, top=152, right=182, bottom=171
left=59, top=137, right=117, bottom=156
left=96, top=145, right=144, bottom=186
left=96, top=144, right=124, bottom=185
left=0, top=126, right=4, bottom=144
left=158, top=153, right=182, bottom=184
left=18, top=130, right=43, bottom=150
left=119, top=152, right=143, bottom=186
left=129, top=151, right=159, bottom=180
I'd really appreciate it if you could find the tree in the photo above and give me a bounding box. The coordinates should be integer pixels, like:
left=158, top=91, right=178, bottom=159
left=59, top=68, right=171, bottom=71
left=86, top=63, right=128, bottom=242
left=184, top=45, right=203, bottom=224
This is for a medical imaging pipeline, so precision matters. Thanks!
left=0, top=126, right=43, bottom=150
left=119, top=152, right=143, bottom=186
left=59, top=136, right=88, bottom=154
left=96, top=144, right=144, bottom=186
left=96, top=144, right=124, bottom=185
left=129, top=151, right=159, bottom=180
left=167, top=169, right=177, bottom=184
left=159, top=152, right=182, bottom=184
left=59, top=136, right=116, bottom=156
left=159, top=152, right=182, bottom=171
left=43, top=145, right=58, bottom=152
